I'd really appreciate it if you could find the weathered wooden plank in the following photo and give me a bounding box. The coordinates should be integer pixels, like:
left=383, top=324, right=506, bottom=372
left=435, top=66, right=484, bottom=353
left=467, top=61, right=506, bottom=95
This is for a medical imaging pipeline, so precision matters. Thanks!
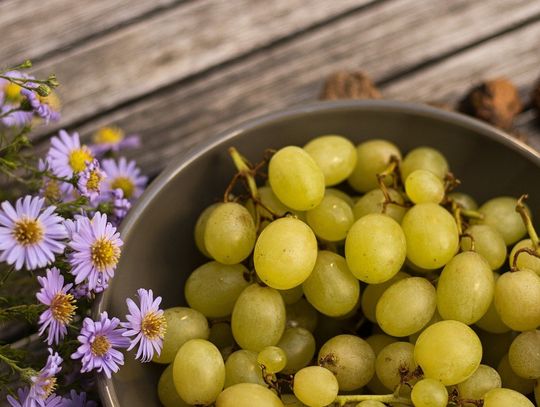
left=29, top=0, right=371, bottom=134
left=34, top=0, right=540, bottom=175
left=0, top=0, right=183, bottom=67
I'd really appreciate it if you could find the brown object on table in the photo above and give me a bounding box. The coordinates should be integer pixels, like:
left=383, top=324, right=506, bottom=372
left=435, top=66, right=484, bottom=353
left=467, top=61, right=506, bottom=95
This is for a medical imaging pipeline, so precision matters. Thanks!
left=320, top=71, right=381, bottom=100
left=532, top=78, right=540, bottom=114
left=458, top=78, right=522, bottom=130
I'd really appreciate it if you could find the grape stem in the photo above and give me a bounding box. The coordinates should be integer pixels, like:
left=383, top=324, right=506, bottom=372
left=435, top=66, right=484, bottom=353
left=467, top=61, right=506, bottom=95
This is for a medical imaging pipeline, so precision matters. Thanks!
left=511, top=247, right=540, bottom=272
left=376, top=156, right=408, bottom=212
left=226, top=147, right=259, bottom=200
left=333, top=394, right=413, bottom=406
left=516, top=194, right=539, bottom=249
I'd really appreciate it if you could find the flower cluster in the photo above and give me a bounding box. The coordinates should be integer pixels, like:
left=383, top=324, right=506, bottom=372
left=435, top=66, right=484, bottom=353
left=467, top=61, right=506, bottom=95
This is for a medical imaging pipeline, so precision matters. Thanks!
left=0, top=63, right=162, bottom=406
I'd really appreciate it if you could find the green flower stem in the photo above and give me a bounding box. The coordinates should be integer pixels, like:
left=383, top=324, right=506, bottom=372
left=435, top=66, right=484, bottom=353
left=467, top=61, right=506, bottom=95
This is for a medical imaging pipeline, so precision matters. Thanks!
left=0, top=107, right=23, bottom=120
left=0, top=352, right=37, bottom=382
left=334, top=394, right=413, bottom=406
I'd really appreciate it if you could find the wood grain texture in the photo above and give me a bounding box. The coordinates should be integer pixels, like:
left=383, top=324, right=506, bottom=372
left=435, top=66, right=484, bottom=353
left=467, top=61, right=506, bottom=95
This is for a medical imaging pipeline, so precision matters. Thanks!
left=0, top=0, right=183, bottom=67
left=35, top=0, right=540, bottom=175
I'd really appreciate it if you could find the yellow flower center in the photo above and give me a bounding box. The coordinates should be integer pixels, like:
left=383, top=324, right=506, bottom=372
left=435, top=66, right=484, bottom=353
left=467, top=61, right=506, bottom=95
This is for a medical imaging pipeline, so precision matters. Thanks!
left=4, top=82, right=22, bottom=103
left=38, top=91, right=61, bottom=111
left=91, top=238, right=120, bottom=271
left=86, top=170, right=103, bottom=192
left=141, top=312, right=167, bottom=340
left=68, top=148, right=93, bottom=173
left=93, top=126, right=124, bottom=145
left=43, top=180, right=61, bottom=202
left=50, top=293, right=76, bottom=324
left=91, top=334, right=111, bottom=357
left=12, top=218, right=43, bottom=245
left=111, top=177, right=135, bottom=199
left=42, top=377, right=57, bottom=399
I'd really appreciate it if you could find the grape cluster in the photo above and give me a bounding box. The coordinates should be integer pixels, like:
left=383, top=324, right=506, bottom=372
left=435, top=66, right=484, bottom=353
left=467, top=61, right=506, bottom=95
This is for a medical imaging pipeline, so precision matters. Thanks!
left=156, top=135, right=540, bottom=407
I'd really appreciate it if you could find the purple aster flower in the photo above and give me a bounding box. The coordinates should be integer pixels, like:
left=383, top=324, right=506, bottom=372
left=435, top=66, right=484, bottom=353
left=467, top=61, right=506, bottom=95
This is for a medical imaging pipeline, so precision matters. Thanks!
left=0, top=196, right=67, bottom=270
left=70, top=282, right=91, bottom=299
left=7, top=387, right=63, bottom=407
left=68, top=212, right=122, bottom=291
left=122, top=289, right=167, bottom=362
left=90, top=126, right=140, bottom=156
left=26, top=348, right=63, bottom=406
left=47, top=130, right=94, bottom=179
left=71, top=312, right=129, bottom=378
left=36, top=267, right=77, bottom=345
left=76, top=159, right=106, bottom=204
left=38, top=159, right=74, bottom=203
left=58, top=390, right=97, bottom=407
left=101, top=157, right=147, bottom=201
left=20, top=88, right=60, bottom=124
left=111, top=189, right=131, bottom=225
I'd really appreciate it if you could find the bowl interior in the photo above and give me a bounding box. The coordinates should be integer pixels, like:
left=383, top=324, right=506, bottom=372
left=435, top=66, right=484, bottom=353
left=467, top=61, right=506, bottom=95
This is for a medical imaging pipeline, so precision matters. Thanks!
left=95, top=100, right=540, bottom=406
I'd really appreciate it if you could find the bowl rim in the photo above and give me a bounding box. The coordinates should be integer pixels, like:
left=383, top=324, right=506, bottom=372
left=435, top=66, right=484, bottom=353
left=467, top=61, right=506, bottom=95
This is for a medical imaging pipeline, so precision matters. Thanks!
left=94, top=99, right=540, bottom=406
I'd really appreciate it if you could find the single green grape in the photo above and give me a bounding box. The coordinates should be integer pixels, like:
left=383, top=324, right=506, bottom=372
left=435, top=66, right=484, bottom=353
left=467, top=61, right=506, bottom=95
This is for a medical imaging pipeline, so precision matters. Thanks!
left=302, top=251, right=360, bottom=317
left=410, top=378, right=448, bottom=407
left=461, top=224, right=507, bottom=270
left=345, top=213, right=406, bottom=284
left=509, top=239, right=540, bottom=276
left=508, top=330, right=540, bottom=379
left=401, top=202, right=459, bottom=269
left=153, top=307, right=209, bottom=364
left=281, top=394, right=306, bottom=406
left=494, top=269, right=540, bottom=331
left=414, top=320, right=482, bottom=385
left=258, top=346, right=288, bottom=374
left=268, top=146, right=325, bottom=211
left=448, top=191, right=478, bottom=210
left=303, top=134, right=358, bottom=186
left=325, top=188, right=355, bottom=208
left=483, top=388, right=535, bottom=407
left=409, top=310, right=442, bottom=344
left=204, top=202, right=256, bottom=264
left=158, top=365, right=191, bottom=407
left=194, top=203, right=219, bottom=257
left=318, top=334, right=375, bottom=391
left=348, top=139, right=402, bottom=193
left=400, top=146, right=449, bottom=181
left=365, top=334, right=399, bottom=356
left=231, top=284, right=286, bottom=352
left=306, top=195, right=354, bottom=241
left=173, top=339, right=225, bottom=405
left=477, top=329, right=515, bottom=368
left=375, top=342, right=417, bottom=391
left=497, top=354, right=536, bottom=394
left=277, top=327, right=316, bottom=374
left=257, top=185, right=303, bottom=219
left=184, top=261, right=250, bottom=318
left=352, top=188, right=407, bottom=223
left=224, top=349, right=265, bottom=388
left=436, top=251, right=494, bottom=324
left=475, top=272, right=511, bottom=334
left=404, top=169, right=445, bottom=204
left=279, top=285, right=304, bottom=305
left=216, top=383, right=284, bottom=407
left=360, top=271, right=409, bottom=323
left=254, top=217, right=318, bottom=290
left=478, top=196, right=528, bottom=245
left=293, top=366, right=339, bottom=407
left=286, top=298, right=319, bottom=332
left=376, top=277, right=437, bottom=337
left=209, top=322, right=235, bottom=352
left=456, top=364, right=501, bottom=400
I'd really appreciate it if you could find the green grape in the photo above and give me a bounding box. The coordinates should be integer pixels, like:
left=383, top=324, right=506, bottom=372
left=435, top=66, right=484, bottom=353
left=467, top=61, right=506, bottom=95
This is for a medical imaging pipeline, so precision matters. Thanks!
left=282, top=394, right=306, bottom=406
left=535, top=379, right=540, bottom=406
left=478, top=197, right=528, bottom=245
left=231, top=284, right=286, bottom=352
left=355, top=401, right=386, bottom=407
left=318, top=334, right=375, bottom=391
left=483, top=388, right=535, bottom=407
left=477, top=329, right=516, bottom=368
left=414, top=320, right=482, bottom=385
left=313, top=313, right=357, bottom=347
left=325, top=188, right=355, bottom=208
left=345, top=213, right=406, bottom=284
left=497, top=354, right=536, bottom=394
left=258, top=186, right=302, bottom=218
left=306, top=195, right=354, bottom=241
left=184, top=261, right=250, bottom=318
left=494, top=269, right=540, bottom=331
left=375, top=342, right=417, bottom=391
left=279, top=285, right=305, bottom=305
left=158, top=365, right=191, bottom=407
left=194, top=203, right=219, bottom=257
left=361, top=271, right=410, bottom=323
left=365, top=334, right=399, bottom=355
left=436, top=251, right=495, bottom=324
left=286, top=298, right=319, bottom=332
left=475, top=272, right=511, bottom=334
left=404, top=169, right=445, bottom=204
left=153, top=307, right=209, bottom=364
left=456, top=364, right=501, bottom=400
left=509, top=239, right=540, bottom=276
left=303, top=134, right=357, bottom=186
left=410, top=378, right=448, bottom=407
left=352, top=188, right=407, bottom=223
left=268, top=146, right=325, bottom=211
left=204, top=202, right=256, bottom=264
left=409, top=310, right=442, bottom=344
left=461, top=224, right=507, bottom=270
left=348, top=139, right=402, bottom=193
left=376, top=277, right=437, bottom=337
left=293, top=366, right=339, bottom=407
left=258, top=346, right=287, bottom=374
left=216, top=383, right=284, bottom=407
left=302, top=251, right=359, bottom=317
left=508, top=330, right=540, bottom=379
left=400, top=146, right=449, bottom=181
left=209, top=322, right=235, bottom=351
left=173, top=339, right=225, bottom=405
left=277, top=327, right=316, bottom=374
left=224, top=349, right=265, bottom=387
left=254, top=217, right=318, bottom=290
left=448, top=191, right=478, bottom=210
left=401, top=202, right=459, bottom=269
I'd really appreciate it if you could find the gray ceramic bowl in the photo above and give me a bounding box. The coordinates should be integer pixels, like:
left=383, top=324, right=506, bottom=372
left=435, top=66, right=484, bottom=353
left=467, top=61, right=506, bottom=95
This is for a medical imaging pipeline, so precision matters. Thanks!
left=95, top=100, right=540, bottom=406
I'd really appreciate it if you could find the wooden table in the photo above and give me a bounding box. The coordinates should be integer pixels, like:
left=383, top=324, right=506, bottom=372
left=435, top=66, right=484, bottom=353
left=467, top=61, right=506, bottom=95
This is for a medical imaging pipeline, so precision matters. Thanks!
left=1, top=0, right=540, bottom=177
